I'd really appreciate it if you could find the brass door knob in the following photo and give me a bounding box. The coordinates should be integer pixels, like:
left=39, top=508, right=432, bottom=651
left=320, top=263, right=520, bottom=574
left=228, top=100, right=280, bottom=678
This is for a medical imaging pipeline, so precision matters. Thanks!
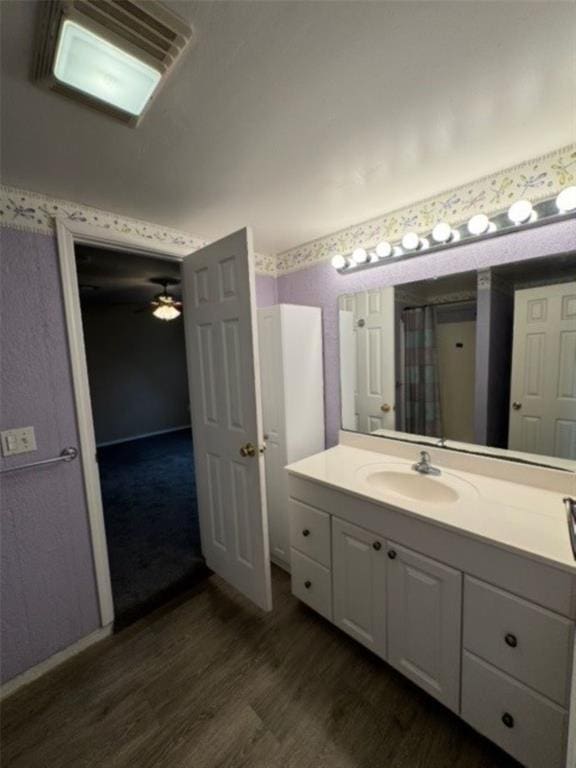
left=239, top=443, right=257, bottom=458
left=380, top=404, right=392, bottom=413
left=512, top=401, right=522, bottom=411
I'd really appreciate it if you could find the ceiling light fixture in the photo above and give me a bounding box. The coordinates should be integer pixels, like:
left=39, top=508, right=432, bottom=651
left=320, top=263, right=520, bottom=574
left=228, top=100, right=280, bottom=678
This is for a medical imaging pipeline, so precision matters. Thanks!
left=152, top=294, right=181, bottom=321
left=34, top=1, right=194, bottom=126
left=556, top=186, right=576, bottom=213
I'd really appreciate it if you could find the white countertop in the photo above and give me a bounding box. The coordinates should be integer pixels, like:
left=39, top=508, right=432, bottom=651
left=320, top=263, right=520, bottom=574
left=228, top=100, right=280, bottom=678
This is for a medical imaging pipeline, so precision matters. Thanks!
left=287, top=444, right=576, bottom=574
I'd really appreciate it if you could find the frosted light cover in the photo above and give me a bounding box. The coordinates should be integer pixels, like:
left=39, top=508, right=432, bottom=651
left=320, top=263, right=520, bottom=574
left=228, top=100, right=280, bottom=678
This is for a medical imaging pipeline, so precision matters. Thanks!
left=54, top=20, right=162, bottom=116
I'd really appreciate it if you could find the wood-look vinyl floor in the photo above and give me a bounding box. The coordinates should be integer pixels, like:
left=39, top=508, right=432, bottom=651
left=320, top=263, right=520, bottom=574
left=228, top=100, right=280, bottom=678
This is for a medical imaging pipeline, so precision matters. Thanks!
left=1, top=567, right=520, bottom=768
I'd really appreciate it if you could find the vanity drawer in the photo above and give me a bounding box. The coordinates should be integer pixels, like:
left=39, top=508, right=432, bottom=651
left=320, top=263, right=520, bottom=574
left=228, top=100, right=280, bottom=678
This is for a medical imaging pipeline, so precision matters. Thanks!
left=289, top=499, right=331, bottom=567
left=463, top=576, right=574, bottom=705
left=290, top=548, right=332, bottom=621
left=461, top=652, right=568, bottom=768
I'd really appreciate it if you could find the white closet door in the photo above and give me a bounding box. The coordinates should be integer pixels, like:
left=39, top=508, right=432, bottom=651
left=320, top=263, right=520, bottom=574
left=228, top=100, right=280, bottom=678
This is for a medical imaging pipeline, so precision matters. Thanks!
left=508, top=282, right=576, bottom=459
left=182, top=228, right=272, bottom=611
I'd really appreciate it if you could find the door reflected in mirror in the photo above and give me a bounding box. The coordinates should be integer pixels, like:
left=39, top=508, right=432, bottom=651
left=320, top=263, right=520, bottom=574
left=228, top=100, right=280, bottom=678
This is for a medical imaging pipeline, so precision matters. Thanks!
left=338, top=253, right=576, bottom=468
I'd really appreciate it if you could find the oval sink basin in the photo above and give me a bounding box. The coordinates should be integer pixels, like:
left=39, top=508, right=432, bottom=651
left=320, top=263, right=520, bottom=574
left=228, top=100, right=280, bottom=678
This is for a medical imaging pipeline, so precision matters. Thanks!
left=365, top=470, right=459, bottom=504
left=356, top=463, right=478, bottom=506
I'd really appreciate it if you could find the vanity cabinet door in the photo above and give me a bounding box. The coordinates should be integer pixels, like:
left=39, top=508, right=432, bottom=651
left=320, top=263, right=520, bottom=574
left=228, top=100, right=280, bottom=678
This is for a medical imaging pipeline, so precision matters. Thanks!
left=387, top=542, right=462, bottom=712
left=332, top=518, right=387, bottom=659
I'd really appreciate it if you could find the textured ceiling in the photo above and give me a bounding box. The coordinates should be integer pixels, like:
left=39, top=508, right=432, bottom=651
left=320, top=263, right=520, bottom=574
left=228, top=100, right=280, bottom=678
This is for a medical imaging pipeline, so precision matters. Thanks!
left=1, top=1, right=575, bottom=255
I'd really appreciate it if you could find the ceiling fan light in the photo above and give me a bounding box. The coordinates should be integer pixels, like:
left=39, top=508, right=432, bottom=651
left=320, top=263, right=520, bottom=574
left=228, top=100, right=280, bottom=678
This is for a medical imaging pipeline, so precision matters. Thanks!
left=153, top=303, right=181, bottom=321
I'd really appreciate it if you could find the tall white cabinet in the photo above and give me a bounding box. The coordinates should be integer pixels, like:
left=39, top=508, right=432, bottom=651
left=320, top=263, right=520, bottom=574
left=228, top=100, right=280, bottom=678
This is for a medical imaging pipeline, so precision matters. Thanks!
left=258, top=305, right=325, bottom=570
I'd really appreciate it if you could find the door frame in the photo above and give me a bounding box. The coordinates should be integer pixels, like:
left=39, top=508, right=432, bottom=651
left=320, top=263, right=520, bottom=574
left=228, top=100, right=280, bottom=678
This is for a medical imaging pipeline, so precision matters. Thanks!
left=56, top=217, right=196, bottom=628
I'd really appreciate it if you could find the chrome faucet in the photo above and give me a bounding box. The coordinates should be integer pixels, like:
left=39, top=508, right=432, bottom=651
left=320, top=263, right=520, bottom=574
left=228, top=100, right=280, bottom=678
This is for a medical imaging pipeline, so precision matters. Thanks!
left=412, top=450, right=441, bottom=476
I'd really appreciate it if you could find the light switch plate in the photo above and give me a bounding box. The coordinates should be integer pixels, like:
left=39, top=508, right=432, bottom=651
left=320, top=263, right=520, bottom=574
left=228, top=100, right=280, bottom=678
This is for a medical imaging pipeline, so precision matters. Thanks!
left=1, top=427, right=37, bottom=456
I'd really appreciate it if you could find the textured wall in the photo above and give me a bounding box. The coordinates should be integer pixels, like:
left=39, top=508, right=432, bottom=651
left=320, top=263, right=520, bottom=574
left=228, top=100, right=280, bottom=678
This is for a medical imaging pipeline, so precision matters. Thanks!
left=255, top=274, right=278, bottom=307
left=82, top=305, right=191, bottom=445
left=0, top=229, right=100, bottom=683
left=278, top=219, right=576, bottom=447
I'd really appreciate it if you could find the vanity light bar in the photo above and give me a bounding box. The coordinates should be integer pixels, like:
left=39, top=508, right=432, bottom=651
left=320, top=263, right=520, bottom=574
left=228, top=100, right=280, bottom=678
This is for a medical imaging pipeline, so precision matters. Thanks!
left=331, top=188, right=576, bottom=273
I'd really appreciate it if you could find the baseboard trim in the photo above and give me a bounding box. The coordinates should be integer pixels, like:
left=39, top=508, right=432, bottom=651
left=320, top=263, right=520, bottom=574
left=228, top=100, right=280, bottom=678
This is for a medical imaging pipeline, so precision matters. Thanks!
left=0, top=624, right=112, bottom=700
left=96, top=425, right=191, bottom=448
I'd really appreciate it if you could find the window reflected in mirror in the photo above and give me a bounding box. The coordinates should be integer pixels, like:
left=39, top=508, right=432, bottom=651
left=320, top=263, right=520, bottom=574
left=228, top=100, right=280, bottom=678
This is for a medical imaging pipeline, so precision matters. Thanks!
left=338, top=253, right=576, bottom=468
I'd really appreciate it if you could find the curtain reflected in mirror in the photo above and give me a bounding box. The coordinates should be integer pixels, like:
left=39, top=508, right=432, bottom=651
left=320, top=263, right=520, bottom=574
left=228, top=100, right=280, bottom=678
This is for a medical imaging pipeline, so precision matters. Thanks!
left=403, top=305, right=442, bottom=437
left=338, top=252, right=576, bottom=468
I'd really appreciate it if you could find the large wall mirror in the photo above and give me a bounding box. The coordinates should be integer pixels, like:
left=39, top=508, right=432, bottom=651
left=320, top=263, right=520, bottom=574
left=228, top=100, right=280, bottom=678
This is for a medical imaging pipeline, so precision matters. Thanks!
left=338, top=252, right=576, bottom=469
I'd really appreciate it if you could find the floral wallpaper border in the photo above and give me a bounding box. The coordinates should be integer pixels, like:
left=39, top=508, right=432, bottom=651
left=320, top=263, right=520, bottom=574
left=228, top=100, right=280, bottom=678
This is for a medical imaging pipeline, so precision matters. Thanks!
left=0, top=185, right=278, bottom=276
left=2, top=143, right=574, bottom=278
left=276, top=143, right=576, bottom=276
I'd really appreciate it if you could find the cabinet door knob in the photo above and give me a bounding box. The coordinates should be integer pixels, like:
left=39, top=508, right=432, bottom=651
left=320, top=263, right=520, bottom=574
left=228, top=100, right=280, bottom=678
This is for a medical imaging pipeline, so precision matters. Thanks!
left=373, top=541, right=382, bottom=551
left=501, top=712, right=514, bottom=729
left=302, top=529, right=310, bottom=537
left=388, top=549, right=397, bottom=559
left=512, top=401, right=522, bottom=411
left=504, top=633, right=518, bottom=648
left=304, top=580, right=312, bottom=589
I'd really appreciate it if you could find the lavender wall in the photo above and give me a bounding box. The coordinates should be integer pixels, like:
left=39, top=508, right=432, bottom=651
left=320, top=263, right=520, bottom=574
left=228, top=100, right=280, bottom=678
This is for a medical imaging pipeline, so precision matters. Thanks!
left=255, top=273, right=278, bottom=307
left=278, top=219, right=576, bottom=447
left=0, top=229, right=100, bottom=683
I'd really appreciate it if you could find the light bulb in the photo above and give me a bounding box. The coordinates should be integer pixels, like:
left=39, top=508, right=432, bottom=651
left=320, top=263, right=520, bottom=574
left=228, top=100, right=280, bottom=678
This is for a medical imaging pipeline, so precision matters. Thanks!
left=556, top=186, right=576, bottom=213
left=401, top=232, right=420, bottom=251
left=375, top=241, right=393, bottom=259
left=331, top=254, right=347, bottom=270
left=432, top=222, right=453, bottom=243
left=508, top=200, right=534, bottom=225
left=352, top=248, right=368, bottom=264
left=467, top=214, right=491, bottom=236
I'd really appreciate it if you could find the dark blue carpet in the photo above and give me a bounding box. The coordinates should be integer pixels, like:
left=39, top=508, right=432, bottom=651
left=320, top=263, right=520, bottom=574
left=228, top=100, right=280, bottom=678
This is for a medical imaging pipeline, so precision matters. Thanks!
left=98, top=428, right=208, bottom=625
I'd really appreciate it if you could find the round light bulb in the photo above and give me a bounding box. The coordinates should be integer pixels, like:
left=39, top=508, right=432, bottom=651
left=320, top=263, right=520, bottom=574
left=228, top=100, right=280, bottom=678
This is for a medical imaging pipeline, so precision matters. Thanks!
left=331, top=254, right=346, bottom=270
left=352, top=247, right=368, bottom=264
left=556, top=186, right=576, bottom=213
left=508, top=200, right=533, bottom=225
left=431, top=222, right=453, bottom=243
left=375, top=241, right=393, bottom=259
left=467, top=213, right=491, bottom=236
left=401, top=232, right=420, bottom=251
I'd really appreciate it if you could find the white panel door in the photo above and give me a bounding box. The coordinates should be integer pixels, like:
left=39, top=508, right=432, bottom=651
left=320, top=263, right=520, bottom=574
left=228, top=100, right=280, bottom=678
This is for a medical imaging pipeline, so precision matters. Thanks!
left=387, top=542, right=462, bottom=712
left=355, top=288, right=395, bottom=433
left=332, top=518, right=387, bottom=658
left=508, top=282, right=576, bottom=459
left=182, top=228, right=272, bottom=611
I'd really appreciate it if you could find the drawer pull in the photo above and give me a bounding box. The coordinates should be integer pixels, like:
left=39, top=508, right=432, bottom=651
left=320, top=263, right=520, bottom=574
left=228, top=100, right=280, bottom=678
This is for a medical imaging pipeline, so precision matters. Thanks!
left=302, top=529, right=310, bottom=537
left=373, top=541, right=382, bottom=551
left=388, top=549, right=397, bottom=560
left=304, top=580, right=312, bottom=589
left=501, top=712, right=514, bottom=729
left=504, top=633, right=518, bottom=648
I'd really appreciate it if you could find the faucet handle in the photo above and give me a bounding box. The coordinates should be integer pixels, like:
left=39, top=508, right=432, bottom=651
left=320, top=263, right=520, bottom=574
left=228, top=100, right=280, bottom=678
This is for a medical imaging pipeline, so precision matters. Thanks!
left=420, top=450, right=430, bottom=462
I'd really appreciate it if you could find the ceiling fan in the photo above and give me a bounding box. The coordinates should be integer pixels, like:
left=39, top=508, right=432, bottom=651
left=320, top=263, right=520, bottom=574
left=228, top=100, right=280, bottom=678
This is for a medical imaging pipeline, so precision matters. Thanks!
left=139, top=278, right=183, bottom=321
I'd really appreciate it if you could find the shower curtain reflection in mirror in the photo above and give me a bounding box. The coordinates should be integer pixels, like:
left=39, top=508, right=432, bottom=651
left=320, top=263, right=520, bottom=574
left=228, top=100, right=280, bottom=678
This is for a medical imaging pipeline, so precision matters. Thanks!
left=402, top=306, right=443, bottom=438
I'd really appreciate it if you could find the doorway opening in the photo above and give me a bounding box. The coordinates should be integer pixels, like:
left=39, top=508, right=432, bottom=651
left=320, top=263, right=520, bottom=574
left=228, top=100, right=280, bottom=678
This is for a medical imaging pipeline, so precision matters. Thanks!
left=75, top=244, right=209, bottom=627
